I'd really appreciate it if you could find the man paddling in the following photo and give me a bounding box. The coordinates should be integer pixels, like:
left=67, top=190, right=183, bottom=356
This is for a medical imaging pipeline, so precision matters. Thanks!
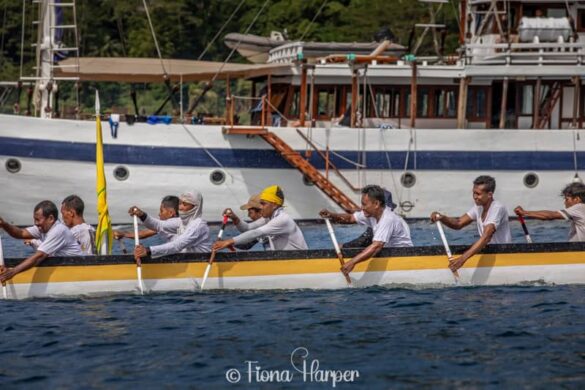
left=320, top=185, right=413, bottom=275
left=0, top=200, right=82, bottom=282
left=213, top=185, right=308, bottom=251
left=431, top=175, right=511, bottom=272
left=132, top=190, right=211, bottom=259
left=515, top=182, right=585, bottom=242
left=223, top=194, right=269, bottom=250
left=115, top=195, right=179, bottom=241
left=61, top=195, right=96, bottom=255
left=342, top=188, right=399, bottom=249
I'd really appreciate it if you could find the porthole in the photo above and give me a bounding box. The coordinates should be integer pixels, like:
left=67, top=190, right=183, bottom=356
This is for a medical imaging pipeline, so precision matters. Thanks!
left=400, top=172, right=416, bottom=188
left=210, top=169, right=226, bottom=185
left=113, top=165, right=129, bottom=181
left=302, top=175, right=314, bottom=186
left=5, top=158, right=21, bottom=173
left=523, top=172, right=539, bottom=188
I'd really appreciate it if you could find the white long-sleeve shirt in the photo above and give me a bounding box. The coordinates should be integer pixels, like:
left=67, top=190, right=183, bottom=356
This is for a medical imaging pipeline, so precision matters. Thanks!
left=143, top=215, right=181, bottom=242
left=232, top=208, right=308, bottom=250
left=149, top=217, right=211, bottom=257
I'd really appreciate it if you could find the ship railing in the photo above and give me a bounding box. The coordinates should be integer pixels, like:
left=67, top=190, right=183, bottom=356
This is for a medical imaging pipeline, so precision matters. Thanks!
left=268, top=42, right=305, bottom=64
left=464, top=41, right=585, bottom=66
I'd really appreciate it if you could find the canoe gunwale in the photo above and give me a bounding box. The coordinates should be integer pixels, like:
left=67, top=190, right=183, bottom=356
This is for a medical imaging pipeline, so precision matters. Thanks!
left=5, top=241, right=585, bottom=268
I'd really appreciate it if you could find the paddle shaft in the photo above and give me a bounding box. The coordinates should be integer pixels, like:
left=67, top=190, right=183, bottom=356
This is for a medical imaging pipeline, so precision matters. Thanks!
left=133, top=214, right=145, bottom=295
left=0, top=235, right=7, bottom=299
left=436, top=220, right=460, bottom=281
left=200, top=215, right=229, bottom=290
left=517, top=215, right=533, bottom=244
left=324, top=219, right=353, bottom=287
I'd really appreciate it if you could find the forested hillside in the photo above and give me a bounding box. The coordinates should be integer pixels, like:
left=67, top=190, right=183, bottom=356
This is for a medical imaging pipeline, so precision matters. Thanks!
left=0, top=0, right=461, bottom=116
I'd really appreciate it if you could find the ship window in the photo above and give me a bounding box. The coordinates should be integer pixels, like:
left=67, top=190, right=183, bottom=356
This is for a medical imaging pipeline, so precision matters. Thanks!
left=520, top=85, right=533, bottom=115
left=374, top=88, right=401, bottom=118
left=467, top=87, right=488, bottom=121
left=523, top=173, right=539, bottom=189
left=316, top=88, right=336, bottom=119
left=5, top=158, right=21, bottom=174
left=417, top=88, right=430, bottom=117
left=578, top=9, right=585, bottom=32
left=289, top=89, right=300, bottom=118
left=433, top=89, right=457, bottom=118
left=210, top=169, right=226, bottom=185
left=401, top=172, right=416, bottom=188
left=113, top=166, right=129, bottom=181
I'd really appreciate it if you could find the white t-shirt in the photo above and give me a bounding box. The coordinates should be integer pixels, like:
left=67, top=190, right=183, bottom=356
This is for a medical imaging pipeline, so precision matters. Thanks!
left=353, top=207, right=413, bottom=247
left=466, top=200, right=512, bottom=244
left=233, top=208, right=308, bottom=250
left=70, top=223, right=95, bottom=255
left=559, top=203, right=585, bottom=242
left=26, top=220, right=83, bottom=256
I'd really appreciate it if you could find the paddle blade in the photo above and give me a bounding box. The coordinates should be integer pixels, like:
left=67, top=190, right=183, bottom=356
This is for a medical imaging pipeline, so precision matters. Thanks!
left=200, top=263, right=212, bottom=290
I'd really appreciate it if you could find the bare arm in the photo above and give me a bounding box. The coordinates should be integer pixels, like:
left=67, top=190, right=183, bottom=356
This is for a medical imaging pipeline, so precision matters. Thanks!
left=0, top=218, right=34, bottom=239
left=341, top=241, right=385, bottom=274
left=319, top=209, right=356, bottom=224
left=449, top=224, right=495, bottom=272
left=514, top=206, right=563, bottom=221
left=431, top=212, right=473, bottom=230
left=0, top=251, right=48, bottom=282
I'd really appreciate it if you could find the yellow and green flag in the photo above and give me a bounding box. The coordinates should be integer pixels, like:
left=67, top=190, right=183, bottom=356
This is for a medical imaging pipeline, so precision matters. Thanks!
left=95, top=91, right=113, bottom=254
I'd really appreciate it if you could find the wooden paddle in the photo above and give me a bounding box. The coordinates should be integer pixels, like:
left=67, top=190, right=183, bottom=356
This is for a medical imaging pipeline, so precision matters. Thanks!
left=324, top=218, right=353, bottom=287
left=435, top=219, right=460, bottom=282
left=200, top=214, right=229, bottom=291
left=0, top=234, right=8, bottom=299
left=516, top=214, right=533, bottom=243
left=133, top=214, right=145, bottom=295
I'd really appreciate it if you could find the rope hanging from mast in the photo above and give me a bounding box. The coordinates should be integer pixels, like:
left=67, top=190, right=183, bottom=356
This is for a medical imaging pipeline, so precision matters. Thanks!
left=299, top=0, right=330, bottom=41
left=187, top=0, right=271, bottom=115
left=198, top=0, right=247, bottom=61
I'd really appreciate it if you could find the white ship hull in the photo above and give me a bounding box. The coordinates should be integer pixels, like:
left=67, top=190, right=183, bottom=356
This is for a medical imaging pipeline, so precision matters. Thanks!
left=0, top=114, right=583, bottom=224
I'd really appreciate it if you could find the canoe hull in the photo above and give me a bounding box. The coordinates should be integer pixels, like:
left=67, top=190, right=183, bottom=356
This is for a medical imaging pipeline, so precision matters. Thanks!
left=3, top=244, right=585, bottom=299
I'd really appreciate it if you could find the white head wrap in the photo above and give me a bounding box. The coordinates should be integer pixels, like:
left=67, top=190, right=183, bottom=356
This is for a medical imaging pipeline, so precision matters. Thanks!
left=178, top=190, right=203, bottom=233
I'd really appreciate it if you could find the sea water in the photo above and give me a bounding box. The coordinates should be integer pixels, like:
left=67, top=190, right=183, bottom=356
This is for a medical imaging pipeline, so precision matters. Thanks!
left=0, top=221, right=583, bottom=388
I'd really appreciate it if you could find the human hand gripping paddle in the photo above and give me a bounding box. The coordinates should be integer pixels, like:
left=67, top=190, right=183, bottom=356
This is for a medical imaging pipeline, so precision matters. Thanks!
left=200, top=214, right=229, bottom=291
left=133, top=213, right=145, bottom=295
left=324, top=218, right=353, bottom=287
left=434, top=215, right=460, bottom=283
left=0, top=234, right=8, bottom=299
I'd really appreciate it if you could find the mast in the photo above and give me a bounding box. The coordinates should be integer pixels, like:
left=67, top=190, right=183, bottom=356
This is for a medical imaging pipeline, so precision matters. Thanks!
left=38, top=0, right=55, bottom=119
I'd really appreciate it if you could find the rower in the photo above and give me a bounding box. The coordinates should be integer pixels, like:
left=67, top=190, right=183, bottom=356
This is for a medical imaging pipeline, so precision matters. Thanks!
left=213, top=185, right=308, bottom=251
left=320, top=185, right=412, bottom=275
left=61, top=195, right=96, bottom=255
left=223, top=194, right=269, bottom=250
left=132, top=190, right=212, bottom=259
left=115, top=195, right=179, bottom=241
left=515, top=182, right=585, bottom=242
left=0, top=200, right=82, bottom=283
left=431, top=175, right=511, bottom=272
left=342, top=188, right=402, bottom=249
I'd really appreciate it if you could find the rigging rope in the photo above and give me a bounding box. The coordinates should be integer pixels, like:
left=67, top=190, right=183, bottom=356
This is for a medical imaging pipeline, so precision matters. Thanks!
left=142, top=0, right=167, bottom=76
left=299, top=0, right=330, bottom=41
left=188, top=0, right=270, bottom=114
left=197, top=0, right=246, bottom=60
